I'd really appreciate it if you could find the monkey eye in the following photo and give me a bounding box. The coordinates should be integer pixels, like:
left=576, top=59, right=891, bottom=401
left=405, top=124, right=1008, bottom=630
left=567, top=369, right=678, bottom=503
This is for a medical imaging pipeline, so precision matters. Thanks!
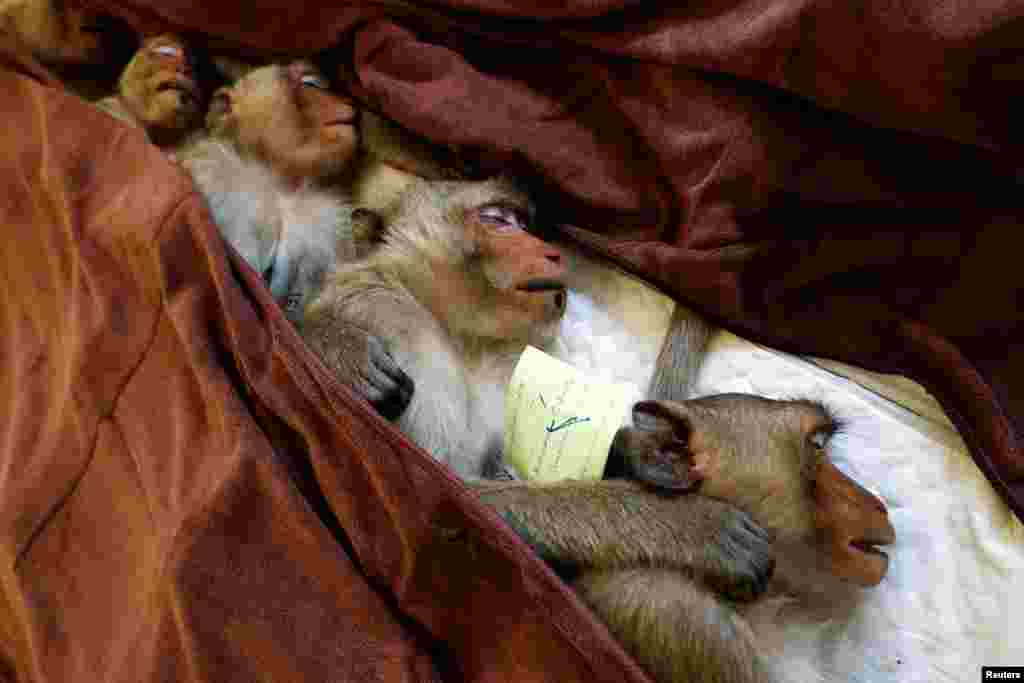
left=153, top=44, right=182, bottom=58
left=808, top=428, right=831, bottom=450
left=300, top=74, right=329, bottom=90
left=478, top=204, right=527, bottom=232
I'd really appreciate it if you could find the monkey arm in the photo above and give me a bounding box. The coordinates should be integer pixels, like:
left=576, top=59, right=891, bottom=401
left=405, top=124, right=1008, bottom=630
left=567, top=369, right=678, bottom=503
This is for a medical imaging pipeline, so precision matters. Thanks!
left=647, top=304, right=714, bottom=403
left=471, top=479, right=775, bottom=602
left=301, top=267, right=418, bottom=419
left=575, top=569, right=770, bottom=683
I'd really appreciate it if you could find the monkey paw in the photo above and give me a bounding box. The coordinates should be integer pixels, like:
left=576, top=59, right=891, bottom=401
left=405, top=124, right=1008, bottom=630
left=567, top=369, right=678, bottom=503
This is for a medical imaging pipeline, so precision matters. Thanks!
left=358, top=334, right=415, bottom=420
left=313, top=326, right=414, bottom=420
left=704, top=506, right=775, bottom=603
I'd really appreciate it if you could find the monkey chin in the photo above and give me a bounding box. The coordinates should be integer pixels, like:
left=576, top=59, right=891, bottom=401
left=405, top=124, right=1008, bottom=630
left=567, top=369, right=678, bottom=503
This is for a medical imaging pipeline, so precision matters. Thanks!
left=523, top=289, right=567, bottom=346
left=826, top=536, right=894, bottom=587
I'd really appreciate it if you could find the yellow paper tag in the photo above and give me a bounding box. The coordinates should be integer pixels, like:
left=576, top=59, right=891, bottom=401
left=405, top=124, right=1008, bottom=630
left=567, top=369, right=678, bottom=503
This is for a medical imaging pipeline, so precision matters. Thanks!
left=504, top=346, right=634, bottom=482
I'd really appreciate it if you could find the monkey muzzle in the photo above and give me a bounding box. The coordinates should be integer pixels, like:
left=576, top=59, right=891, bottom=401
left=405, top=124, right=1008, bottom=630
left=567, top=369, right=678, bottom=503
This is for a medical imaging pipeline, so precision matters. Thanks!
left=814, top=459, right=896, bottom=586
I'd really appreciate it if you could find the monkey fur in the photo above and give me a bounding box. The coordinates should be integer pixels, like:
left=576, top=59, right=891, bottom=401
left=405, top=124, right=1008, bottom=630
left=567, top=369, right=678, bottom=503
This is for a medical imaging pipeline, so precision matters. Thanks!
left=178, top=60, right=367, bottom=324
left=476, top=397, right=895, bottom=683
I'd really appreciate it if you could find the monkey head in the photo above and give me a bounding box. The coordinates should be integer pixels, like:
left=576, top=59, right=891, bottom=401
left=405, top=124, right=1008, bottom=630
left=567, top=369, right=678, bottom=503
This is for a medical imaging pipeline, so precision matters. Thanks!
left=610, top=396, right=896, bottom=586
left=116, top=34, right=201, bottom=132
left=385, top=179, right=568, bottom=345
left=208, top=60, right=359, bottom=181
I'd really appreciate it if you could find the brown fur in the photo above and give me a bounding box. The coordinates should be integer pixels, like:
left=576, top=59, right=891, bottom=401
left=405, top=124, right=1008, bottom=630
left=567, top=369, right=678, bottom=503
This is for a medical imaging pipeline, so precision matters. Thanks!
left=578, top=570, right=767, bottom=683
left=475, top=396, right=895, bottom=683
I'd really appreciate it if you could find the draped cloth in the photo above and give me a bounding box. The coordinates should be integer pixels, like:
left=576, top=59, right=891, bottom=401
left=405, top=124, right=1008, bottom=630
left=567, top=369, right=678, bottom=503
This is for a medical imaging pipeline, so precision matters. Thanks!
left=2, top=1, right=1022, bottom=680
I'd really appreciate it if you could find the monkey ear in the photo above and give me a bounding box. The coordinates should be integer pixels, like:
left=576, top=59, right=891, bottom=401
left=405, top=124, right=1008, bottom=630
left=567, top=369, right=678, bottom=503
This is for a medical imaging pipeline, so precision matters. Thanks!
left=631, top=400, right=682, bottom=434
left=206, top=87, right=234, bottom=134
left=607, top=402, right=705, bottom=493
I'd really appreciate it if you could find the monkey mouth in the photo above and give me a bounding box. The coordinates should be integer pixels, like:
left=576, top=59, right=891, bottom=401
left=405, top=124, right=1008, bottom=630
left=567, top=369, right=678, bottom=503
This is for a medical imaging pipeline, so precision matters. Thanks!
left=850, top=540, right=888, bottom=558
left=849, top=525, right=895, bottom=560
left=517, top=279, right=566, bottom=293
left=156, top=79, right=198, bottom=103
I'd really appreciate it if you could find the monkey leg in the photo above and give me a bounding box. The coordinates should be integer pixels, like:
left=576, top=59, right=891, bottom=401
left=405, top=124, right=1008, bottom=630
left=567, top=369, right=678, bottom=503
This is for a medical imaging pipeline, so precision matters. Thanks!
left=472, top=479, right=774, bottom=602
left=576, top=569, right=772, bottom=683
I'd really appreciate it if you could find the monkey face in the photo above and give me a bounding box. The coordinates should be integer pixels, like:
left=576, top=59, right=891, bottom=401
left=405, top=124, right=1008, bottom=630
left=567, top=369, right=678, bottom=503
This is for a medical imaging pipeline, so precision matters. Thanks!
left=472, top=202, right=567, bottom=342
left=118, top=34, right=201, bottom=130
left=222, top=62, right=359, bottom=180
left=612, top=397, right=896, bottom=586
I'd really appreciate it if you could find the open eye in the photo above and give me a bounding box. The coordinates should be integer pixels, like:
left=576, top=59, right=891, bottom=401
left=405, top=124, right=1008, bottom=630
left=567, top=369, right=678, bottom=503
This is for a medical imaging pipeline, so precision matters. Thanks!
left=300, top=74, right=329, bottom=90
left=478, top=204, right=527, bottom=232
left=153, top=44, right=182, bottom=58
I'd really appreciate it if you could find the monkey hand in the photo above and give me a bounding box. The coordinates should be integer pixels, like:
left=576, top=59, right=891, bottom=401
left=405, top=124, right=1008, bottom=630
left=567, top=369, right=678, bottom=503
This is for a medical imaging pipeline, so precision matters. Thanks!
left=310, top=324, right=414, bottom=420
left=472, top=480, right=774, bottom=600
left=698, top=499, right=775, bottom=603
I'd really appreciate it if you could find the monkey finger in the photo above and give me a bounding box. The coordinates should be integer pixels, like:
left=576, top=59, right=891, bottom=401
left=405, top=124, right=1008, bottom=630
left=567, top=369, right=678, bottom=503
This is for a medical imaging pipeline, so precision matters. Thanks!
left=706, top=507, right=776, bottom=603
left=362, top=336, right=415, bottom=420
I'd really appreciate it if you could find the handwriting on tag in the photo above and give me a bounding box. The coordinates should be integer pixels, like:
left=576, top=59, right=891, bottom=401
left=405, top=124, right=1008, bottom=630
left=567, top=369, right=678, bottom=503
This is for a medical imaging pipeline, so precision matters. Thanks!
left=505, top=345, right=634, bottom=481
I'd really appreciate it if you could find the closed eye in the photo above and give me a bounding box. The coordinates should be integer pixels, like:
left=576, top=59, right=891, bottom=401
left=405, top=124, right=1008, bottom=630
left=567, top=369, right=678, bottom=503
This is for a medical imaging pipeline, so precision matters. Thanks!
left=478, top=204, right=528, bottom=232
left=153, top=44, right=182, bottom=58
left=300, top=74, right=329, bottom=90
left=808, top=428, right=831, bottom=450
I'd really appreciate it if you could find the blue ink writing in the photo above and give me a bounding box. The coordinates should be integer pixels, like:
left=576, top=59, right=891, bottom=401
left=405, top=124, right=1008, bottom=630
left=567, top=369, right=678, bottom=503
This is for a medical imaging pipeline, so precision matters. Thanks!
left=546, top=416, right=591, bottom=433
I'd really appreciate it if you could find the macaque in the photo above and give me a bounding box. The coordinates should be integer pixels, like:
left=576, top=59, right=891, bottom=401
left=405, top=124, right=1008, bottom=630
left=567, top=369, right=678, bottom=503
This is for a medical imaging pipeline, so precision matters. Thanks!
left=178, top=59, right=366, bottom=324
left=475, top=397, right=895, bottom=683
left=303, top=177, right=568, bottom=477
left=93, top=34, right=202, bottom=146
left=0, top=0, right=114, bottom=65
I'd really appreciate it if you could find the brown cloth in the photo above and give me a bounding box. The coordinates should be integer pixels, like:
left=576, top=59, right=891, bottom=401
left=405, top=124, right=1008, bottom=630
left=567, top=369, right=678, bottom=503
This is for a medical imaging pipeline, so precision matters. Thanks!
left=2, top=0, right=1023, bottom=680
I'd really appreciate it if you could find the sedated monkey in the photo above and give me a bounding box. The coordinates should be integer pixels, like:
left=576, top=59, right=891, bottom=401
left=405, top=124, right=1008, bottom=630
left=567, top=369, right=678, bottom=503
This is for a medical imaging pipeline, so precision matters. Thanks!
left=476, top=396, right=895, bottom=683
left=303, top=177, right=567, bottom=475
left=94, top=34, right=203, bottom=148
left=177, top=59, right=375, bottom=327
